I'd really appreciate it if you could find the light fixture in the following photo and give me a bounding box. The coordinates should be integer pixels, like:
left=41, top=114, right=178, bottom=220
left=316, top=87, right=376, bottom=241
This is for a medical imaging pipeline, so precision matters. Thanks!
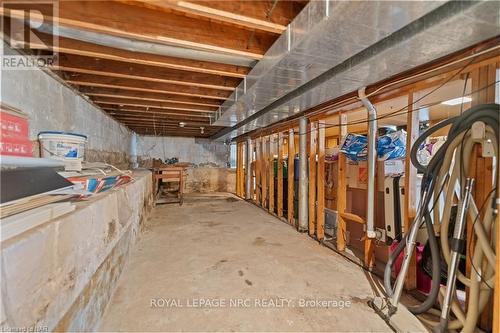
left=179, top=122, right=185, bottom=128
left=200, top=127, right=205, bottom=134
left=441, top=96, right=471, bottom=105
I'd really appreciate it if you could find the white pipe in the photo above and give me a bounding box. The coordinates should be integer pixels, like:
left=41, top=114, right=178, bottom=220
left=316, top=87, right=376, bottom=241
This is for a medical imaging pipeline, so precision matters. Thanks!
left=358, top=87, right=377, bottom=238
left=298, top=117, right=309, bottom=232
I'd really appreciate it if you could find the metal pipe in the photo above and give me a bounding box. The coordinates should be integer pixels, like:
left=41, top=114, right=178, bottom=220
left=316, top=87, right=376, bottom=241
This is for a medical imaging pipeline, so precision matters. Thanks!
left=439, top=178, right=474, bottom=332
left=130, top=132, right=138, bottom=169
left=298, top=117, right=309, bottom=231
left=245, top=137, right=252, bottom=200
left=358, top=87, right=377, bottom=238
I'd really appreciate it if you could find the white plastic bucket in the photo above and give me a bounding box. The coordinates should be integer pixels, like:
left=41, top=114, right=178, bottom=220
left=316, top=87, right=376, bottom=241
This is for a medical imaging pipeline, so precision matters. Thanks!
left=38, top=131, right=87, bottom=170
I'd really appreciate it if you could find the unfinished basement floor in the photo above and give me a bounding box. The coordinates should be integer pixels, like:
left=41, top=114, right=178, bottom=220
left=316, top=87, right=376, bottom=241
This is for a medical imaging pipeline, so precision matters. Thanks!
left=98, top=193, right=393, bottom=332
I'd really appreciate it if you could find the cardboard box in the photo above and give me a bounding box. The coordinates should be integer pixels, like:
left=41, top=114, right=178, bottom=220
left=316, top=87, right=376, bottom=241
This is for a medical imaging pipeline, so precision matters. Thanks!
left=0, top=137, right=33, bottom=157
left=346, top=161, right=368, bottom=190
left=0, top=110, right=29, bottom=139
left=377, top=159, right=405, bottom=191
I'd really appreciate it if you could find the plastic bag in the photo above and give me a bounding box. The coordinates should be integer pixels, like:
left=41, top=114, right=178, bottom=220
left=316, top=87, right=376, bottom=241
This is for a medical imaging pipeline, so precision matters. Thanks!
left=340, top=130, right=406, bottom=161
left=339, top=133, right=367, bottom=161
left=377, top=130, right=406, bottom=160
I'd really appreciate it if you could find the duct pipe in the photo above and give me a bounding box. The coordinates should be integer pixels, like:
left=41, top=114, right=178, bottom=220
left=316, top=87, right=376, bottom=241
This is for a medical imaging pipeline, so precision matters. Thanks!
left=245, top=137, right=252, bottom=200
left=358, top=87, right=377, bottom=238
left=130, top=132, right=138, bottom=169
left=298, top=117, right=309, bottom=232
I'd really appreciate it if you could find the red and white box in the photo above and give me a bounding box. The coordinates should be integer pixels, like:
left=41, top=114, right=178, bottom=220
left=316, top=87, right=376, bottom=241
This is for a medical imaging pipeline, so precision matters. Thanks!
left=0, top=105, right=32, bottom=157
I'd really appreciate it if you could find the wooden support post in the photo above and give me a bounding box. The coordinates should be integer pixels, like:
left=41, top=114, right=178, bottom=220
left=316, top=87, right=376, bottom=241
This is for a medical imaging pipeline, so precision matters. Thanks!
left=467, top=64, right=496, bottom=331
left=403, top=92, right=418, bottom=290
left=287, top=129, right=295, bottom=225
left=268, top=134, right=275, bottom=214
left=255, top=137, right=261, bottom=205
left=495, top=156, right=500, bottom=333
left=236, top=142, right=244, bottom=198
left=261, top=136, right=268, bottom=209
left=308, top=122, right=317, bottom=237
left=316, top=120, right=325, bottom=240
left=277, top=132, right=284, bottom=218
left=336, top=113, right=347, bottom=251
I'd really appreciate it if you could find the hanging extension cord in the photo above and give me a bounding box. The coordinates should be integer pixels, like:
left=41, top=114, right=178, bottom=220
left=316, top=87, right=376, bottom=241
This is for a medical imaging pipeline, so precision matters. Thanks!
left=380, top=103, right=498, bottom=332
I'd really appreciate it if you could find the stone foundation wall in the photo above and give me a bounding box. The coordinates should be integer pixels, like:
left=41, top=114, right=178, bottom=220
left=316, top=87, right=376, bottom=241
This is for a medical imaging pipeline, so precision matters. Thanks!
left=0, top=170, right=153, bottom=332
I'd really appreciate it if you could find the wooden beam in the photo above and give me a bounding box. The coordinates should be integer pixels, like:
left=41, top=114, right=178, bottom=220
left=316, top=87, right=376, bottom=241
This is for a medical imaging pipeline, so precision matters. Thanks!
left=308, top=122, right=317, bottom=237
left=277, top=132, right=284, bottom=218
left=336, top=113, right=347, bottom=251
left=268, top=134, right=275, bottom=214
left=112, top=115, right=210, bottom=124
left=1, top=2, right=273, bottom=59
left=64, top=74, right=231, bottom=100
left=183, top=1, right=306, bottom=28
left=32, top=33, right=248, bottom=78
left=102, top=107, right=210, bottom=118
left=123, top=0, right=287, bottom=34
left=93, top=96, right=216, bottom=112
left=54, top=54, right=240, bottom=91
left=108, top=113, right=209, bottom=122
left=287, top=128, right=295, bottom=225
left=316, top=120, right=325, bottom=241
left=403, top=92, right=418, bottom=290
left=81, top=88, right=220, bottom=107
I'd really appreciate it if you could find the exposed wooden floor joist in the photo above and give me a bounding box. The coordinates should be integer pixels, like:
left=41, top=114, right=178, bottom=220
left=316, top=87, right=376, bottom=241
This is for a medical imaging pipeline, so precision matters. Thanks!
left=0, top=0, right=307, bottom=136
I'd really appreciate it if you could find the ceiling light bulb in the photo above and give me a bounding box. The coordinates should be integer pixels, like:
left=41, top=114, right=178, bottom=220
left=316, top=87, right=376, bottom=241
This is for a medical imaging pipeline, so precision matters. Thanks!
left=179, top=122, right=185, bottom=128
left=200, top=127, right=205, bottom=134
left=441, top=96, right=471, bottom=105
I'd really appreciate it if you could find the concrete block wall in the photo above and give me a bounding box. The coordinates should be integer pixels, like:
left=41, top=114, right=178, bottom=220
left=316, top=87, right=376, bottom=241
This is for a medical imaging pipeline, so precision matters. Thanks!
left=1, top=44, right=132, bottom=168
left=0, top=171, right=153, bottom=332
left=137, top=135, right=236, bottom=193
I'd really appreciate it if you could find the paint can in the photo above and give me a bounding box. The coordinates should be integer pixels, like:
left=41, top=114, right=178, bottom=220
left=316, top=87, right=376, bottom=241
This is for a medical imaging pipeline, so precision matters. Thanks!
left=38, top=131, right=87, bottom=171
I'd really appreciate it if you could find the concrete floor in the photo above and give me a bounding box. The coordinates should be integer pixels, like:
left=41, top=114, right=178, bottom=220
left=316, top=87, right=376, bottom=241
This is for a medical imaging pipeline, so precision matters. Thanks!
left=98, top=193, right=393, bottom=332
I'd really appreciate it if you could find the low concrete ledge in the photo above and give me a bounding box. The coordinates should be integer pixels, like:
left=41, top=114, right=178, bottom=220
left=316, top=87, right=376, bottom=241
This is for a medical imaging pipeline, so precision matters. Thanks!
left=0, top=170, right=153, bottom=332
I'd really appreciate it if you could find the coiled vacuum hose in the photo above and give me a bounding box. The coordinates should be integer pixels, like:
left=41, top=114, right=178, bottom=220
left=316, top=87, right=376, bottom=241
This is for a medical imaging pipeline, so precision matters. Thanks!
left=384, top=103, right=499, bottom=331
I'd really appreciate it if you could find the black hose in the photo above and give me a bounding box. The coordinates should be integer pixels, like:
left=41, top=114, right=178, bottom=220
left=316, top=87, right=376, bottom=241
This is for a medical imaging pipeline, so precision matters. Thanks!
left=384, top=103, right=499, bottom=316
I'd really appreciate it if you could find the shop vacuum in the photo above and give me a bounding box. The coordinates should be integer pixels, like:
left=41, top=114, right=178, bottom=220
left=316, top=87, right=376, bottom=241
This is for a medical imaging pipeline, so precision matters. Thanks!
left=370, top=103, right=499, bottom=332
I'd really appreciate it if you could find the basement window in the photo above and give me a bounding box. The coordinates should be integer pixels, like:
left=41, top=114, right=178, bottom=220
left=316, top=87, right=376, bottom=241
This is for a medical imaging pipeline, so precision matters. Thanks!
left=229, top=143, right=236, bottom=169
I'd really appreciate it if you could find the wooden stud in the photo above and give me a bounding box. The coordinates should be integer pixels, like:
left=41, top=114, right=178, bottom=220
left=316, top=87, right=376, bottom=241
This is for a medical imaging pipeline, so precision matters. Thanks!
left=261, top=136, right=268, bottom=209
left=403, top=91, right=419, bottom=290
left=277, top=132, right=284, bottom=218
left=236, top=142, right=244, bottom=198
left=467, top=64, right=496, bottom=331
left=268, top=134, right=275, bottom=214
left=308, top=122, right=318, bottom=237
left=316, top=120, right=325, bottom=240
left=287, top=129, right=295, bottom=225
left=336, top=113, right=348, bottom=251
left=495, top=142, right=500, bottom=333
left=255, top=137, right=262, bottom=205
